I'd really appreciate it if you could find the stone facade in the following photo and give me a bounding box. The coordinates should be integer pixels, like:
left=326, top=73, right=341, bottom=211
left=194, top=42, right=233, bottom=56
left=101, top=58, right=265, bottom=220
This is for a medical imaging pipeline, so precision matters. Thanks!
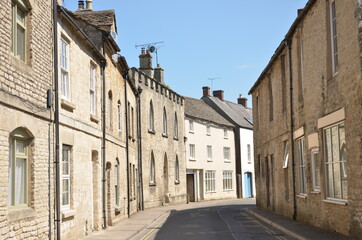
left=249, top=0, right=362, bottom=238
left=0, top=0, right=53, bottom=239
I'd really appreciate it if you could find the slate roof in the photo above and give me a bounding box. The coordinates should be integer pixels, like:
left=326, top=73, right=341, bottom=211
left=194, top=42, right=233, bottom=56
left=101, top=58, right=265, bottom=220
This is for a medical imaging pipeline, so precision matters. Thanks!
left=184, top=97, right=234, bottom=128
left=202, top=96, right=253, bottom=130
left=73, top=9, right=116, bottom=32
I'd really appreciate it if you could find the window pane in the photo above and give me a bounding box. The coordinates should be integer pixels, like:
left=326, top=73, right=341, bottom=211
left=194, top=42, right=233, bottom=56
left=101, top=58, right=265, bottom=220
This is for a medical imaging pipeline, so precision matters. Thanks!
left=16, top=140, right=25, bottom=154
left=15, top=157, right=26, bottom=205
left=62, top=179, right=69, bottom=206
left=62, top=148, right=69, bottom=175
left=17, top=25, right=25, bottom=61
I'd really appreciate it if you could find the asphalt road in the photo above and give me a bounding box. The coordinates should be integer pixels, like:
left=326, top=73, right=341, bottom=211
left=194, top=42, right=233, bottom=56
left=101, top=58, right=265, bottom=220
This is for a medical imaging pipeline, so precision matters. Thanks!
left=133, top=201, right=296, bottom=240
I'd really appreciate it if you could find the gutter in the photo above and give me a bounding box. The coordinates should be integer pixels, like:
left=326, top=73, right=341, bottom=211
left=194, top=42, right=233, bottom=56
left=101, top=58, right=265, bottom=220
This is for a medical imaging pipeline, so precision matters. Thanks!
left=53, top=1, right=61, bottom=239
left=124, top=72, right=131, bottom=218
left=101, top=34, right=107, bottom=229
left=136, top=86, right=144, bottom=211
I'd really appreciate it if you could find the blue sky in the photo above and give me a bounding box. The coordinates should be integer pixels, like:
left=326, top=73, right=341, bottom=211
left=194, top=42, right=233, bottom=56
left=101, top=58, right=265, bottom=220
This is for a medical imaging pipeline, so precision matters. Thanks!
left=63, top=0, right=308, bottom=104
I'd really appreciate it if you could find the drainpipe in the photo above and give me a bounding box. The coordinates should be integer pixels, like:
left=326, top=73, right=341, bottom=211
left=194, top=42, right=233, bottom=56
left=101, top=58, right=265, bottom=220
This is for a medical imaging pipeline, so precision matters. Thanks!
left=124, top=73, right=131, bottom=218
left=286, top=39, right=297, bottom=220
left=136, top=85, right=144, bottom=211
left=101, top=34, right=107, bottom=228
left=53, top=0, right=61, bottom=239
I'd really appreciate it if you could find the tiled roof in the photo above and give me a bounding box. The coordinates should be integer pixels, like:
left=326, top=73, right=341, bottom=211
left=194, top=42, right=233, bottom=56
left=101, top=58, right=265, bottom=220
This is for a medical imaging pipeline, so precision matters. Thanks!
left=184, top=97, right=234, bottom=127
left=73, top=10, right=116, bottom=32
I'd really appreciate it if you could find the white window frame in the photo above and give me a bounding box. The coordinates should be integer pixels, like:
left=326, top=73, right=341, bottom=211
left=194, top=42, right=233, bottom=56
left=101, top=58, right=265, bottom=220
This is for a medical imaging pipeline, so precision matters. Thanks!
left=12, top=0, right=27, bottom=62
left=296, top=137, right=306, bottom=195
left=324, top=122, right=347, bottom=200
left=330, top=0, right=339, bottom=74
left=90, top=64, right=96, bottom=115
left=117, top=101, right=121, bottom=132
left=150, top=153, right=156, bottom=185
left=148, top=101, right=154, bottom=132
left=115, top=161, right=119, bottom=207
left=189, top=144, right=195, bottom=160
left=108, top=92, right=113, bottom=129
left=223, top=171, right=233, bottom=191
left=247, top=144, right=251, bottom=164
left=283, top=142, right=289, bottom=168
left=189, top=120, right=194, bottom=133
left=62, top=145, right=71, bottom=210
left=206, top=124, right=211, bottom=135
left=311, top=148, right=320, bottom=192
left=205, top=171, right=216, bottom=193
left=60, top=38, right=70, bottom=100
left=162, top=108, right=167, bottom=136
left=223, top=147, right=231, bottom=162
left=223, top=128, right=228, bottom=139
left=207, top=145, right=212, bottom=161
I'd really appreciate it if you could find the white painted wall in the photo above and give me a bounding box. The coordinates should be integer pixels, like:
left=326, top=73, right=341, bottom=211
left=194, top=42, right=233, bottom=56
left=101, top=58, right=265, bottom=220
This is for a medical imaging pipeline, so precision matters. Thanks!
left=185, top=117, right=237, bottom=201
left=239, top=128, right=256, bottom=197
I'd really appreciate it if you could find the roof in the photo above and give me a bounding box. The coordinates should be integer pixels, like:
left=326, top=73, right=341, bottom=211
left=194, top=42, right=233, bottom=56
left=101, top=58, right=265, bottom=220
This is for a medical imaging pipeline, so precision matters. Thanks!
left=202, top=96, right=253, bottom=130
left=73, top=10, right=117, bottom=32
left=184, top=97, right=234, bottom=128
left=248, top=0, right=316, bottom=95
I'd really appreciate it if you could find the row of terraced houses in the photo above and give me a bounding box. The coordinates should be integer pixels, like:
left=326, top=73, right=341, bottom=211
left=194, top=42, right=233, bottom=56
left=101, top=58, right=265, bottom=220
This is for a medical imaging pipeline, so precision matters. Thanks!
left=0, top=0, right=254, bottom=239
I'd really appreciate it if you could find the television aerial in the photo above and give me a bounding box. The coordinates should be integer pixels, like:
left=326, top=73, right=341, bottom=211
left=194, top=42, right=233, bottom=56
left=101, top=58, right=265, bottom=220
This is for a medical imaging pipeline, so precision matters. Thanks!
left=208, top=77, right=221, bottom=91
left=135, top=41, right=165, bottom=66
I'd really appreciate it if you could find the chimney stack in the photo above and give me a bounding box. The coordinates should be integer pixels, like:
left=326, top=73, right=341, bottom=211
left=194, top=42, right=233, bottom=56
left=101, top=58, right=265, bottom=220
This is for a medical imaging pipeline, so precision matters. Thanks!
left=237, top=94, right=248, bottom=108
left=78, top=0, right=85, bottom=10
left=139, top=48, right=153, bottom=78
left=298, top=8, right=304, bottom=16
left=154, top=64, right=164, bottom=84
left=202, top=86, right=210, bottom=97
left=86, top=0, right=93, bottom=10
left=213, top=90, right=224, bottom=101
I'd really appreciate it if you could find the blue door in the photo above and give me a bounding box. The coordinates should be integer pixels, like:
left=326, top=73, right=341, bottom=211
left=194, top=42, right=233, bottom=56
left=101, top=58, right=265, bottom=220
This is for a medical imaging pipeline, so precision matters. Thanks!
left=244, top=172, right=252, bottom=198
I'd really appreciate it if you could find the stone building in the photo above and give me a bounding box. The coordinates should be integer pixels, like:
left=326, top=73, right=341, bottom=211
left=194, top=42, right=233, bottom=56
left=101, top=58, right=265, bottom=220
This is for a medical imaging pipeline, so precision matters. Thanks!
left=0, top=0, right=54, bottom=239
left=128, top=50, right=187, bottom=209
left=202, top=87, right=255, bottom=198
left=184, top=96, right=236, bottom=202
left=248, top=0, right=362, bottom=238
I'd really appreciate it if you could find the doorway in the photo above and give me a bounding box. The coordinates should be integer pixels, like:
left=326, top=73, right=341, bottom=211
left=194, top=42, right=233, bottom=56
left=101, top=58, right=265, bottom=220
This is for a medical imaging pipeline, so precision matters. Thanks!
left=244, top=172, right=253, bottom=198
left=187, top=174, right=195, bottom=202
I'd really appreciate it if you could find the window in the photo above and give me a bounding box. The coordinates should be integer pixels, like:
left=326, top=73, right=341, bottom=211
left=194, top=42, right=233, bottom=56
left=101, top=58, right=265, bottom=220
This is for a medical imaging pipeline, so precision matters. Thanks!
left=115, top=160, right=119, bottom=207
left=150, top=152, right=155, bottom=184
left=162, top=108, right=167, bottom=136
left=131, top=107, right=134, bottom=138
left=174, top=113, right=178, bottom=139
left=148, top=101, right=154, bottom=131
left=283, top=142, right=289, bottom=168
left=296, top=138, right=306, bottom=194
left=189, top=144, right=195, bottom=160
left=90, top=65, right=96, bottom=114
left=299, top=38, right=304, bottom=92
left=8, top=129, right=31, bottom=207
left=206, top=124, right=211, bottom=135
left=12, top=0, right=28, bottom=62
left=189, top=120, right=194, bottom=132
left=133, top=165, right=136, bottom=199
left=223, top=171, right=233, bottom=191
left=311, top=149, right=320, bottom=191
left=207, top=145, right=212, bottom=161
left=247, top=144, right=251, bottom=164
left=60, top=38, right=70, bottom=100
left=108, top=91, right=113, bottom=129
left=256, top=94, right=260, bottom=128
left=117, top=101, right=121, bottom=132
left=268, top=76, right=273, bottom=121
left=175, top=156, right=180, bottom=183
left=223, top=129, right=228, bottom=138
left=330, top=0, right=338, bottom=74
left=205, top=171, right=216, bottom=192
left=223, top=147, right=230, bottom=162
left=324, top=122, right=347, bottom=200
left=62, top=145, right=71, bottom=209
left=280, top=55, right=287, bottom=112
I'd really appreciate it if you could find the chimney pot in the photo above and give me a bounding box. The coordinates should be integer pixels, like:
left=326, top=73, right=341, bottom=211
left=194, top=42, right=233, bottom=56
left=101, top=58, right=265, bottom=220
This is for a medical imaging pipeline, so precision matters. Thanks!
left=86, top=0, right=93, bottom=10
left=202, top=86, right=210, bottom=97
left=237, top=94, right=248, bottom=108
left=78, top=0, right=85, bottom=10
left=213, top=90, right=224, bottom=101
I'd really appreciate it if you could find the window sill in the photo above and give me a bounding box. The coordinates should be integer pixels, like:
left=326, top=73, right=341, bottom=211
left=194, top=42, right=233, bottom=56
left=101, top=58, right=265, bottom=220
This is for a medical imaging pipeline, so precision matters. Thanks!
left=62, top=209, right=76, bottom=220
left=207, top=159, right=213, bottom=162
left=323, top=199, right=348, bottom=206
left=297, top=194, right=307, bottom=199
left=206, top=133, right=211, bottom=136
left=149, top=183, right=156, bottom=187
left=61, top=99, right=76, bottom=111
left=223, top=189, right=233, bottom=192
left=148, top=129, right=155, bottom=134
left=8, top=207, right=36, bottom=222
left=206, top=191, right=216, bottom=194
left=224, top=160, right=231, bottom=163
left=311, top=190, right=321, bottom=194
left=173, top=136, right=179, bottom=141
left=189, top=130, right=194, bottom=134
left=224, top=137, right=228, bottom=140
left=189, top=158, right=196, bottom=161
left=162, top=133, right=168, bottom=138
left=174, top=180, right=180, bottom=185
left=90, top=114, right=100, bottom=123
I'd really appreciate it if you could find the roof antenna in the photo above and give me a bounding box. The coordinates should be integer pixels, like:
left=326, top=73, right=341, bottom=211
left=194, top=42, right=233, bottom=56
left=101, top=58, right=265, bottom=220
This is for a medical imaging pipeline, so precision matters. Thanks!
left=135, top=41, right=165, bottom=66
left=208, top=77, right=221, bottom=92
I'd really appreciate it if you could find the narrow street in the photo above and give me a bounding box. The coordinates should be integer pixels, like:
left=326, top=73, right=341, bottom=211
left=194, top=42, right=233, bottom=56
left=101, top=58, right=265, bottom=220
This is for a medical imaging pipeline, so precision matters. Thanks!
left=131, top=199, right=295, bottom=240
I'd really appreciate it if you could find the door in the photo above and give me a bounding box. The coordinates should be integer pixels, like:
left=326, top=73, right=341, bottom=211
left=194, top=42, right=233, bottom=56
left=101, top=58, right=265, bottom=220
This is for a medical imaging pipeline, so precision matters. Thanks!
left=187, top=174, right=195, bottom=202
left=244, top=172, right=252, bottom=198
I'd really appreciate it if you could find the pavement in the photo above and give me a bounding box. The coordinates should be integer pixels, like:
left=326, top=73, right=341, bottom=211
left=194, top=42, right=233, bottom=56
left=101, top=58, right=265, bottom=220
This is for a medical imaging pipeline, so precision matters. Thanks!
left=82, top=199, right=352, bottom=240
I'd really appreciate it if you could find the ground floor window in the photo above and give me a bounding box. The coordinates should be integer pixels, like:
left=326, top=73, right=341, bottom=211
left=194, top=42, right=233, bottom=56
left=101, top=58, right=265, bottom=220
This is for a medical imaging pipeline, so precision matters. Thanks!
left=205, top=171, right=216, bottom=192
left=296, top=137, right=306, bottom=194
left=62, top=145, right=71, bottom=209
left=223, top=171, right=232, bottom=191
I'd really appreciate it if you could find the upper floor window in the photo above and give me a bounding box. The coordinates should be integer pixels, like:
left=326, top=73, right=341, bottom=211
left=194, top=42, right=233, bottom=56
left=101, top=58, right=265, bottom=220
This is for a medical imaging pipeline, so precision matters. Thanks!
left=117, top=101, right=121, bottom=132
left=131, top=107, right=135, bottom=138
left=206, top=124, right=211, bottom=135
left=8, top=128, right=32, bottom=207
left=90, top=64, right=96, bottom=115
left=330, top=0, right=339, bottom=74
left=108, top=91, right=113, bottom=129
left=189, top=120, right=194, bottom=133
left=223, top=129, right=228, bottom=139
left=60, top=38, right=70, bottom=100
left=324, top=122, right=346, bottom=200
left=175, top=155, right=180, bottom=184
left=148, top=101, right=154, bottom=132
left=174, top=112, right=178, bottom=139
left=283, top=142, right=289, bottom=168
left=12, top=0, right=29, bottom=62
left=162, top=107, right=167, bottom=136
left=296, top=137, right=306, bottom=195
left=189, top=144, right=195, bottom=160
left=223, top=147, right=231, bottom=162
left=247, top=144, right=251, bottom=164
left=207, top=145, right=212, bottom=161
